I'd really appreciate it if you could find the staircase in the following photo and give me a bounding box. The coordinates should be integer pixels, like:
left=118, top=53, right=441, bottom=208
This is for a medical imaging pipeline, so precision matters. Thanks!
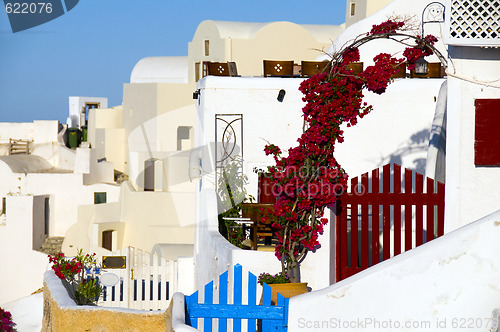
left=38, top=236, right=65, bottom=255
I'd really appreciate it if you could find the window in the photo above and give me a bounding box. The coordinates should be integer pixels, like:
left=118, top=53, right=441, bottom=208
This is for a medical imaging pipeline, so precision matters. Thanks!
left=44, top=197, right=49, bottom=235
left=195, top=62, right=200, bottom=81
left=350, top=1, right=356, bottom=16
left=82, top=102, right=100, bottom=126
left=94, top=192, right=107, bottom=204
left=204, top=40, right=209, bottom=56
left=474, top=99, right=500, bottom=166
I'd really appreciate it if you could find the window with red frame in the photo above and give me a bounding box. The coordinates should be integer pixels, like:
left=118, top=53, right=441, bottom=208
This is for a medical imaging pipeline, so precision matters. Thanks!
left=475, top=99, right=500, bottom=166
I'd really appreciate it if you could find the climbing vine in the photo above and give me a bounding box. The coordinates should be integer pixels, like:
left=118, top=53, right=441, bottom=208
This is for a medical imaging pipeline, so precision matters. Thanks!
left=263, top=19, right=444, bottom=282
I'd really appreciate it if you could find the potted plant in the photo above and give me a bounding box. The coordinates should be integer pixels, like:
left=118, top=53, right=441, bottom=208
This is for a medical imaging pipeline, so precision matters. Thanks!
left=262, top=19, right=443, bottom=283
left=48, top=249, right=102, bottom=305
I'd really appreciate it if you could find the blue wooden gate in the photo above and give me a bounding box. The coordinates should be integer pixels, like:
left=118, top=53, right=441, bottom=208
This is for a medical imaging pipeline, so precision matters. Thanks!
left=185, top=264, right=289, bottom=332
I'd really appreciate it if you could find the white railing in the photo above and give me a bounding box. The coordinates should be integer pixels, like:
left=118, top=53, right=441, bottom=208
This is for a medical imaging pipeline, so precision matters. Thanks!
left=98, top=246, right=178, bottom=310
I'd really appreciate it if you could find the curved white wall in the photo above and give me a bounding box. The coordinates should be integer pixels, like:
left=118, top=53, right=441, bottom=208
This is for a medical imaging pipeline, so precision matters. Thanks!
left=289, top=209, right=500, bottom=332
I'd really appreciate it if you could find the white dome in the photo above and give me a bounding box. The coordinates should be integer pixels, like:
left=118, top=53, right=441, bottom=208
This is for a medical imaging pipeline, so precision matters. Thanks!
left=130, top=56, right=188, bottom=84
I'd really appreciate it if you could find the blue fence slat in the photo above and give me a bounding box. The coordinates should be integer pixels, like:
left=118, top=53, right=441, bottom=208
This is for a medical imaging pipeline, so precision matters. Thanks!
left=273, top=294, right=287, bottom=332
left=262, top=283, right=271, bottom=332
left=219, top=271, right=228, bottom=332
left=204, top=281, right=213, bottom=332
left=248, top=272, right=257, bottom=332
left=233, top=264, right=242, bottom=332
left=187, top=291, right=199, bottom=329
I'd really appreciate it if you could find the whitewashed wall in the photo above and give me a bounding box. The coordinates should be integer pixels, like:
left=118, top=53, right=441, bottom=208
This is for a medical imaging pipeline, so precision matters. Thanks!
left=288, top=209, right=500, bottom=332
left=335, top=78, right=445, bottom=178
left=194, top=76, right=335, bottom=293
left=0, top=122, right=33, bottom=143
left=0, top=164, right=120, bottom=237
left=0, top=196, right=49, bottom=304
left=445, top=47, right=500, bottom=232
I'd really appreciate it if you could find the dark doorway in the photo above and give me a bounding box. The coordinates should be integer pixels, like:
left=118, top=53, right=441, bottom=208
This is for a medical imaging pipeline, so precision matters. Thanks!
left=102, top=230, right=113, bottom=251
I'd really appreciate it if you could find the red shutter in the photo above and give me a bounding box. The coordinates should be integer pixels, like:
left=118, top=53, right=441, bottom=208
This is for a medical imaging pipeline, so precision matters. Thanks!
left=475, top=99, right=500, bottom=166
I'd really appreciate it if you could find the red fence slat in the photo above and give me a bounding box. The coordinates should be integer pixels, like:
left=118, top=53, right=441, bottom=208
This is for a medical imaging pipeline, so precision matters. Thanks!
left=415, top=172, right=424, bottom=246
left=437, top=182, right=445, bottom=236
left=361, top=173, right=369, bottom=269
left=350, top=177, right=359, bottom=270
left=426, top=177, right=435, bottom=242
left=393, top=164, right=402, bottom=256
left=382, top=164, right=391, bottom=261
left=404, top=169, right=413, bottom=251
left=371, top=168, right=380, bottom=266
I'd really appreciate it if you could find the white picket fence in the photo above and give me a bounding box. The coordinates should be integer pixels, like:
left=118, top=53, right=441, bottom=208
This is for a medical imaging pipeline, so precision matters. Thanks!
left=98, top=246, right=178, bottom=310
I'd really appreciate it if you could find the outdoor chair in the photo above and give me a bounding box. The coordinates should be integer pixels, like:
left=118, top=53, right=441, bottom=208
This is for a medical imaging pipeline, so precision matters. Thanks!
left=205, top=61, right=238, bottom=77
left=263, top=60, right=294, bottom=77
left=300, top=60, right=331, bottom=77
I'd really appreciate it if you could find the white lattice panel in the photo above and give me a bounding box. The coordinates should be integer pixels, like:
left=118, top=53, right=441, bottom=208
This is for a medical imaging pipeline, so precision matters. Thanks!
left=445, top=0, right=500, bottom=46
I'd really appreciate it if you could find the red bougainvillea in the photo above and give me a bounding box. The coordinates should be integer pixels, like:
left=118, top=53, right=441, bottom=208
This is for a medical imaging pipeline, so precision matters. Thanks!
left=0, top=307, right=15, bottom=332
left=48, top=252, right=83, bottom=280
left=263, top=19, right=440, bottom=281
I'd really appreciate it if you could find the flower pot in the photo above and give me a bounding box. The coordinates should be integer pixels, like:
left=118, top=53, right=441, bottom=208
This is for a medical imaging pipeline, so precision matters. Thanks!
left=260, top=282, right=309, bottom=305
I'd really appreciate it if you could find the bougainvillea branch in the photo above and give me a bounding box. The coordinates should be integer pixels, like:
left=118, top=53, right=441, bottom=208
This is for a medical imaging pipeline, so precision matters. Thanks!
left=263, top=19, right=443, bottom=282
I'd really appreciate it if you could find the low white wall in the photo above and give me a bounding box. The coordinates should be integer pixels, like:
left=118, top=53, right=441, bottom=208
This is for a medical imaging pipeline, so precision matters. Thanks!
left=0, top=122, right=33, bottom=143
left=33, top=120, right=59, bottom=144
left=288, top=209, right=500, bottom=332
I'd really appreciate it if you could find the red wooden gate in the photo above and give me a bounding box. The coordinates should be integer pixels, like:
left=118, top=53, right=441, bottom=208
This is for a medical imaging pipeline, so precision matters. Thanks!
left=335, top=163, right=444, bottom=281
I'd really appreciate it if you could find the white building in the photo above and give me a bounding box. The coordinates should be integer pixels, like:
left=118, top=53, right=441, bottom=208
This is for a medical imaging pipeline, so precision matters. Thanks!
left=0, top=119, right=119, bottom=304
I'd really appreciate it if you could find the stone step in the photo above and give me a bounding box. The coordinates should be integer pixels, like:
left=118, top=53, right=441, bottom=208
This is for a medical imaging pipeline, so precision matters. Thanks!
left=38, top=236, right=65, bottom=255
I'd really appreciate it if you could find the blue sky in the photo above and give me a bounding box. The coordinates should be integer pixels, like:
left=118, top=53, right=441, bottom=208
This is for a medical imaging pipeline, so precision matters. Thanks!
left=0, top=0, right=346, bottom=123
